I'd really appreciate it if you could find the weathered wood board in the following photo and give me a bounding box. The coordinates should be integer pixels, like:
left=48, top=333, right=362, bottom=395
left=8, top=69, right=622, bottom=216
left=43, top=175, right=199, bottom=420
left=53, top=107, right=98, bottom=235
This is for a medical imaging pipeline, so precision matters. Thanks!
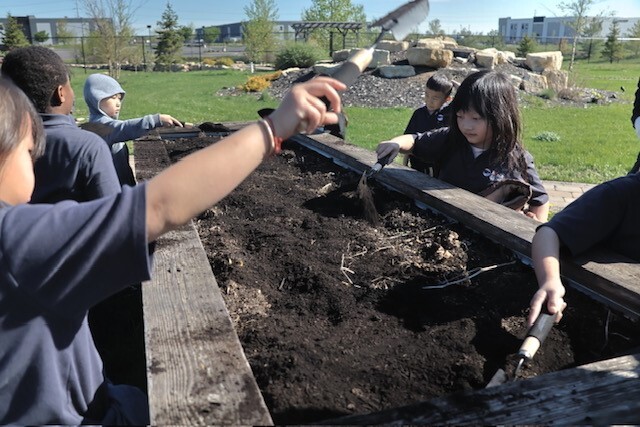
left=323, top=352, right=640, bottom=424
left=135, top=140, right=272, bottom=426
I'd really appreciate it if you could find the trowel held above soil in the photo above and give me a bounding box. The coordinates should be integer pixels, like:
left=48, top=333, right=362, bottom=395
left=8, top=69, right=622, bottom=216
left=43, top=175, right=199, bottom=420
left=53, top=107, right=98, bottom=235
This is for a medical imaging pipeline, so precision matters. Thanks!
left=486, top=310, right=558, bottom=387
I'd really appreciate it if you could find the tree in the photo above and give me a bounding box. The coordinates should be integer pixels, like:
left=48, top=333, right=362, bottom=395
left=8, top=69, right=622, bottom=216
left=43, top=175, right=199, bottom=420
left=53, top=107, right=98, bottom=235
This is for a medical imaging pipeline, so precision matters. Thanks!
left=558, top=0, right=597, bottom=71
left=243, top=0, right=278, bottom=63
left=487, top=29, right=505, bottom=49
left=628, top=19, right=640, bottom=57
left=452, top=27, right=485, bottom=49
left=202, top=26, right=220, bottom=44
left=580, top=15, right=603, bottom=61
left=179, top=24, right=193, bottom=43
left=601, top=20, right=624, bottom=63
left=517, top=35, right=537, bottom=57
left=154, top=3, right=183, bottom=67
left=82, top=0, right=139, bottom=78
left=3, top=14, right=30, bottom=49
left=33, top=30, right=50, bottom=44
left=428, top=19, right=445, bottom=36
left=302, top=0, right=366, bottom=53
left=55, top=20, right=75, bottom=45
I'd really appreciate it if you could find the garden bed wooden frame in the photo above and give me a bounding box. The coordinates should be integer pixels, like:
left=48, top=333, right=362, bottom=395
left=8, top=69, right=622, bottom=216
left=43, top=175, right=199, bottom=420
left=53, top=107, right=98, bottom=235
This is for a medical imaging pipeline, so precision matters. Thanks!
left=134, top=125, right=640, bottom=425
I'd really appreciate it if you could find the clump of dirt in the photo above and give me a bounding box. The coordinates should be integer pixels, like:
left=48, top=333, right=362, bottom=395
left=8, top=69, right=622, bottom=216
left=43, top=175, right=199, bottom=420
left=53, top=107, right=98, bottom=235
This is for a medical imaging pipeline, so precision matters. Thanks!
left=163, top=135, right=639, bottom=424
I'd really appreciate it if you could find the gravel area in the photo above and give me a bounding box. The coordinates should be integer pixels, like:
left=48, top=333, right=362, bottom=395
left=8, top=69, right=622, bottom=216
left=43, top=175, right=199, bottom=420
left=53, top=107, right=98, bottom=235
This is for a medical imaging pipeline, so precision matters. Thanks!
left=260, top=51, right=623, bottom=109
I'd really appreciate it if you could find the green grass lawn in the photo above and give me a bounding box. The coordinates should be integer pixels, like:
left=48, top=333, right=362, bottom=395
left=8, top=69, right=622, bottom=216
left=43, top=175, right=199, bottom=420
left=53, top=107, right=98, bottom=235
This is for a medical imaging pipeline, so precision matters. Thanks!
left=70, top=58, right=640, bottom=183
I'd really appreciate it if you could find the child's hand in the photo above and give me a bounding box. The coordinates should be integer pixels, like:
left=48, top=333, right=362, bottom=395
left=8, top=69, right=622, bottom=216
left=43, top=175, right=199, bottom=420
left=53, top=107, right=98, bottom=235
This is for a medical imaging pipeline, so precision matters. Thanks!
left=160, top=114, right=183, bottom=127
left=527, top=280, right=566, bottom=327
left=375, top=141, right=400, bottom=165
left=268, top=76, right=346, bottom=140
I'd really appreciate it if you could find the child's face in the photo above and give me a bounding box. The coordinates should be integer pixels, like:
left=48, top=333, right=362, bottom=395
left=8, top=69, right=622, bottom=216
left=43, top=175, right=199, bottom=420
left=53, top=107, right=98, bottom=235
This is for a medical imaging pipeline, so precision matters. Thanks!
left=100, top=93, right=123, bottom=118
left=456, top=108, right=493, bottom=149
left=0, top=119, right=35, bottom=205
left=424, top=88, right=449, bottom=113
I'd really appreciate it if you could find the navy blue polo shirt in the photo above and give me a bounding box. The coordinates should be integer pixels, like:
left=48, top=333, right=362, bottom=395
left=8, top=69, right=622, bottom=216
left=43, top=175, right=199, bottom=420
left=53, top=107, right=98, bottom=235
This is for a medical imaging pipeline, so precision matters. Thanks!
left=33, top=114, right=121, bottom=204
left=412, top=127, right=549, bottom=206
left=632, top=77, right=640, bottom=126
left=0, top=185, right=152, bottom=424
left=541, top=173, right=640, bottom=260
left=404, top=105, right=452, bottom=175
left=404, top=104, right=452, bottom=135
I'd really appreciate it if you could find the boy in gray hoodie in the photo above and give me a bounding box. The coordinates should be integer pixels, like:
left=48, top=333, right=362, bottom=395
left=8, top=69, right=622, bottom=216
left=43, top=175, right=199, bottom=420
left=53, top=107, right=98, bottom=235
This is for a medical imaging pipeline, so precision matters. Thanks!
left=84, top=73, right=184, bottom=185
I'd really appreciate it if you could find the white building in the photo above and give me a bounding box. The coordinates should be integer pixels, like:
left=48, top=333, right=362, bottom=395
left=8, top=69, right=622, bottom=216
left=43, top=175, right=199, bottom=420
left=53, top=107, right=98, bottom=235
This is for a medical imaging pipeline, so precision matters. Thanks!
left=498, top=15, right=640, bottom=43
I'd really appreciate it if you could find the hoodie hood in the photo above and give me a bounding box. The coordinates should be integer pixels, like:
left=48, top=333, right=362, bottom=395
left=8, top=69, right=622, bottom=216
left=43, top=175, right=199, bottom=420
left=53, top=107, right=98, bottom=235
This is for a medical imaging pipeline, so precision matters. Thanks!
left=84, top=73, right=126, bottom=119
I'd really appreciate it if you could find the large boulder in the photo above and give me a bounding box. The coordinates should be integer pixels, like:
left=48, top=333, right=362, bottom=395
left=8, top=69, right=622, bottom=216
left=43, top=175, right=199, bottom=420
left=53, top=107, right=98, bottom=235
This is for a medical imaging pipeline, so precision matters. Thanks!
left=474, top=48, right=515, bottom=69
left=332, top=49, right=351, bottom=62
left=377, top=40, right=409, bottom=52
left=407, top=47, right=453, bottom=68
left=475, top=48, right=499, bottom=69
left=414, top=38, right=446, bottom=49
left=521, top=71, right=548, bottom=93
left=525, top=51, right=563, bottom=72
left=377, top=65, right=416, bottom=78
left=331, top=48, right=390, bottom=68
left=542, top=69, right=569, bottom=92
left=368, top=49, right=391, bottom=69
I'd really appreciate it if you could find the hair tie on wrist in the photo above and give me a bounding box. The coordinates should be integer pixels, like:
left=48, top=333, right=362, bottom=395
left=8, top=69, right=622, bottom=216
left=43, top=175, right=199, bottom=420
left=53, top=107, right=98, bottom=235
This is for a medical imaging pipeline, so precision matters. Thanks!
left=264, top=116, right=283, bottom=155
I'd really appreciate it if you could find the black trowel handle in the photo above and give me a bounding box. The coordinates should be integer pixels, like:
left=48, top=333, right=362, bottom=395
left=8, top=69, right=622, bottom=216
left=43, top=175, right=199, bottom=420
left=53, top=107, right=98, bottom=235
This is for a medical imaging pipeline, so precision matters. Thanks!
left=368, top=152, right=394, bottom=177
left=518, top=311, right=556, bottom=360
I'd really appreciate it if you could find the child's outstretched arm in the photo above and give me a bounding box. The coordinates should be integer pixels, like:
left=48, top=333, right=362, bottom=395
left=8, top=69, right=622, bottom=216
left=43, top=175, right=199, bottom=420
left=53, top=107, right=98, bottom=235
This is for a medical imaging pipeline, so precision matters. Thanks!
left=159, top=114, right=183, bottom=127
left=145, top=77, right=346, bottom=242
left=528, top=226, right=567, bottom=327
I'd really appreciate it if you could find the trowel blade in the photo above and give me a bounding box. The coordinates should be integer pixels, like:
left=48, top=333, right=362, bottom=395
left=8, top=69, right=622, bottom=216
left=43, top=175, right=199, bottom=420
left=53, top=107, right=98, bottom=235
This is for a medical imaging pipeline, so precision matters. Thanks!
left=370, top=0, right=430, bottom=42
left=485, top=368, right=508, bottom=388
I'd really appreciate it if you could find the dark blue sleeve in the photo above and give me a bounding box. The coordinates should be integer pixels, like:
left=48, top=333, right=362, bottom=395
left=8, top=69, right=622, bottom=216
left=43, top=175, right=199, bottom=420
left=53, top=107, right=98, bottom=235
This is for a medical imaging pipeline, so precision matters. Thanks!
left=523, top=150, right=549, bottom=206
left=80, top=133, right=122, bottom=199
left=542, top=179, right=624, bottom=256
left=0, top=185, right=152, bottom=315
left=633, top=77, right=640, bottom=126
left=411, top=127, right=450, bottom=162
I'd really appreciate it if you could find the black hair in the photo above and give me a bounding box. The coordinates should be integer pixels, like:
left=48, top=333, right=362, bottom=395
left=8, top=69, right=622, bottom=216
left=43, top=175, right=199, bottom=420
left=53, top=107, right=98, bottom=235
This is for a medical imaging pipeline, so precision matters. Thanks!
left=447, top=69, right=527, bottom=177
left=0, top=77, right=46, bottom=162
left=426, top=73, right=454, bottom=96
left=1, top=46, right=69, bottom=113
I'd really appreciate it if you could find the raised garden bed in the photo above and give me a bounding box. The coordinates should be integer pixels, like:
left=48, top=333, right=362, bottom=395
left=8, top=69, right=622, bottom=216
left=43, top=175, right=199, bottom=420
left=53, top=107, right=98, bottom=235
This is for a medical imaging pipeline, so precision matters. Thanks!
left=149, top=133, right=640, bottom=424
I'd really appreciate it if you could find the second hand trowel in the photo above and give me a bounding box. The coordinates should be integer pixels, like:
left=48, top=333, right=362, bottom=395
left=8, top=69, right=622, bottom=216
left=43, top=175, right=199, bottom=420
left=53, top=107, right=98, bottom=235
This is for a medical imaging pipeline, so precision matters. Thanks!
left=486, top=310, right=558, bottom=388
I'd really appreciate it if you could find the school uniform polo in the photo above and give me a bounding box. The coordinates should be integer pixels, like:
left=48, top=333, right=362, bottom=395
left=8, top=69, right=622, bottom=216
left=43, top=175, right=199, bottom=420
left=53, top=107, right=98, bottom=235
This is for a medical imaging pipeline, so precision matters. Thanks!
left=33, top=114, right=121, bottom=204
left=540, top=173, right=640, bottom=261
left=404, top=104, right=452, bottom=175
left=632, top=77, right=640, bottom=127
left=0, top=185, right=152, bottom=424
left=412, top=127, right=549, bottom=207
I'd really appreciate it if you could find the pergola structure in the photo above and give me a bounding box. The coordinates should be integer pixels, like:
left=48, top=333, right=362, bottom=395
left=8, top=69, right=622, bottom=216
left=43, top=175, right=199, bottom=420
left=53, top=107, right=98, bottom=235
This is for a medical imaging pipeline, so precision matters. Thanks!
left=291, top=22, right=363, bottom=54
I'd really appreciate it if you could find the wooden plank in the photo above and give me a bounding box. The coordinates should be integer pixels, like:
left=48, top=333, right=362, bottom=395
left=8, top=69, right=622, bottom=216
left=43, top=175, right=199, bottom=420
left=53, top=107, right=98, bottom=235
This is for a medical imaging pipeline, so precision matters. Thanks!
left=322, top=352, right=640, bottom=425
left=292, top=132, right=640, bottom=318
left=135, top=140, right=272, bottom=426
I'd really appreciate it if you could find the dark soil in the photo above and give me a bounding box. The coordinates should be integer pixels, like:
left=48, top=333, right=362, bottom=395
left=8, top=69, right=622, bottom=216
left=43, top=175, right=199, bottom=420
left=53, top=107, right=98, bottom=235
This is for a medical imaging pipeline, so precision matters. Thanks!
left=163, top=134, right=640, bottom=424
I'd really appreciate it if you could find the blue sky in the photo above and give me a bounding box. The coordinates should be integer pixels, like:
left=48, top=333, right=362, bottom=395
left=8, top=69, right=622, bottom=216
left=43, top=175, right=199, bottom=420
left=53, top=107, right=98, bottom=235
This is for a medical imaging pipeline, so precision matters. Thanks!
left=4, top=0, right=640, bottom=35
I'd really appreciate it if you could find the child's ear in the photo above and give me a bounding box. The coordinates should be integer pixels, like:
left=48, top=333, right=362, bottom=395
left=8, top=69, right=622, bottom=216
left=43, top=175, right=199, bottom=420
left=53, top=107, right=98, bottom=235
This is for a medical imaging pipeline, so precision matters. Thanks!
left=50, top=85, right=64, bottom=107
